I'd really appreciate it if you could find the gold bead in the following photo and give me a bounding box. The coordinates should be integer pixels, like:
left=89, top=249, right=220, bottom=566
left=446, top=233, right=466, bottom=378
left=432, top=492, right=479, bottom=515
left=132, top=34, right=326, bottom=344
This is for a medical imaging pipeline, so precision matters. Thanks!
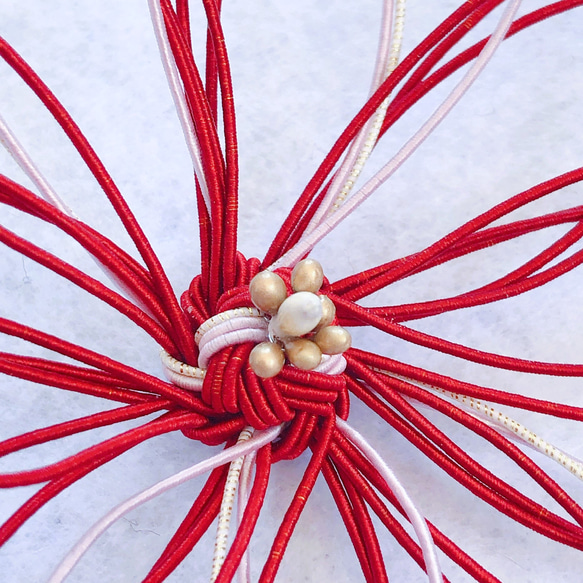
left=249, top=341, right=285, bottom=378
left=285, top=338, right=322, bottom=370
left=249, top=270, right=287, bottom=315
left=314, top=325, right=351, bottom=355
left=291, top=258, right=324, bottom=293
left=316, top=295, right=336, bottom=329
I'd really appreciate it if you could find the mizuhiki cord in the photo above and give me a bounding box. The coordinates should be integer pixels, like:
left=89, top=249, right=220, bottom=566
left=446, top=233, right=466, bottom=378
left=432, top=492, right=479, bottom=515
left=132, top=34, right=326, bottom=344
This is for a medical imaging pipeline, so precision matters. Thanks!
left=306, top=0, right=406, bottom=233
left=272, top=0, right=523, bottom=269
left=194, top=308, right=264, bottom=345
left=425, top=385, right=583, bottom=481
left=211, top=427, right=255, bottom=583
left=235, top=451, right=257, bottom=583
left=377, top=366, right=583, bottom=481
left=47, top=425, right=283, bottom=583
left=160, top=349, right=206, bottom=391
left=0, top=109, right=182, bottom=316
left=336, top=418, right=444, bottom=583
left=369, top=0, right=406, bottom=95
left=327, top=0, right=407, bottom=216
left=3, top=1, right=583, bottom=582
left=162, top=260, right=350, bottom=391
left=185, top=260, right=349, bottom=578
left=197, top=315, right=268, bottom=369
left=160, top=308, right=266, bottom=391
left=148, top=0, right=211, bottom=211
left=0, top=112, right=75, bottom=216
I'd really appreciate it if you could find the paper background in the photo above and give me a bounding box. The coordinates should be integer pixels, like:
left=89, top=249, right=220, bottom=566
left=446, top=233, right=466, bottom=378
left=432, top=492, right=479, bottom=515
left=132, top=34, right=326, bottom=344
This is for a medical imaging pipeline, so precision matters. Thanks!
left=1, top=1, right=582, bottom=581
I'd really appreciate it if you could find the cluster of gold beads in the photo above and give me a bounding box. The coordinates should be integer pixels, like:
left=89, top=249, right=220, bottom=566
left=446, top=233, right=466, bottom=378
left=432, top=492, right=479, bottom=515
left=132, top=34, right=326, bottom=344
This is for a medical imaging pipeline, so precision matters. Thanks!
left=248, top=259, right=351, bottom=378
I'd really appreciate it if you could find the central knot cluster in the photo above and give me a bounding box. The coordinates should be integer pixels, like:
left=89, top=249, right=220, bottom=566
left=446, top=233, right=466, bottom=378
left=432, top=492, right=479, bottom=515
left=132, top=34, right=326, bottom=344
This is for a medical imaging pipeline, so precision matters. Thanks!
left=165, top=256, right=351, bottom=455
left=248, top=259, right=351, bottom=377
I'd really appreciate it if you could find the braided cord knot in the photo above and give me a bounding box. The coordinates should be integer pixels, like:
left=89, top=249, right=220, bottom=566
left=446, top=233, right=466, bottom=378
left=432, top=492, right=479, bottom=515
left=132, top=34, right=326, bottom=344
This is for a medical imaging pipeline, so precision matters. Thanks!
left=161, top=257, right=350, bottom=456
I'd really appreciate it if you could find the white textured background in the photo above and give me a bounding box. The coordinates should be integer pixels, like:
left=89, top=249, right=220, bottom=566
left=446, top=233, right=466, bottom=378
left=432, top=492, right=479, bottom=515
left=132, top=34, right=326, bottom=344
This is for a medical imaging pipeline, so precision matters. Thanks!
left=0, top=1, right=582, bottom=581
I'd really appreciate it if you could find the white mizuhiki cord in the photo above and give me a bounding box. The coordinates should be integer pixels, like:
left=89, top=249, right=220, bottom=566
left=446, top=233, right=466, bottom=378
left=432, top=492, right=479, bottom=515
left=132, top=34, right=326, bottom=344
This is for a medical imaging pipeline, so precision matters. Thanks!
left=272, top=0, right=522, bottom=270
left=369, top=0, right=400, bottom=91
left=336, top=418, right=443, bottom=583
left=197, top=314, right=267, bottom=369
left=0, top=112, right=75, bottom=216
left=235, top=451, right=257, bottom=583
left=305, top=0, right=406, bottom=233
left=211, top=427, right=255, bottom=582
left=47, top=424, right=283, bottom=583
left=374, top=367, right=583, bottom=481
left=161, top=306, right=348, bottom=390
left=148, top=0, right=211, bottom=211
left=160, top=348, right=206, bottom=390
left=194, top=308, right=265, bottom=345
left=423, top=385, right=583, bottom=481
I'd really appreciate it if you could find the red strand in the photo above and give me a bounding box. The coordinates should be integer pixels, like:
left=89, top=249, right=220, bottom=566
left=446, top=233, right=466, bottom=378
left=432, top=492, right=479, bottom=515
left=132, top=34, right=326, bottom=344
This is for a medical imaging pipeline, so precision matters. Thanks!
left=0, top=38, right=197, bottom=363
left=331, top=435, right=498, bottom=583
left=0, top=400, right=171, bottom=459
left=259, top=413, right=335, bottom=582
left=335, top=295, right=583, bottom=377
left=214, top=444, right=272, bottom=583
left=201, top=0, right=239, bottom=292
left=344, top=365, right=583, bottom=550
left=145, top=466, right=229, bottom=582
left=2, top=1, right=583, bottom=580
left=320, top=458, right=377, bottom=583
left=352, top=348, right=583, bottom=421
left=0, top=317, right=209, bottom=412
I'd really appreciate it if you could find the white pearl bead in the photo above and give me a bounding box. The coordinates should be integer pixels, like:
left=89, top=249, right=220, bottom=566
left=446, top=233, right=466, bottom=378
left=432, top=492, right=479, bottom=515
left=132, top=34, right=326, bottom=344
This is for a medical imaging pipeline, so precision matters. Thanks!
left=249, top=270, right=288, bottom=315
left=249, top=341, right=285, bottom=378
left=316, top=295, right=336, bottom=329
left=285, top=338, right=322, bottom=370
left=291, top=258, right=324, bottom=293
left=314, top=325, right=351, bottom=355
left=269, top=291, right=323, bottom=338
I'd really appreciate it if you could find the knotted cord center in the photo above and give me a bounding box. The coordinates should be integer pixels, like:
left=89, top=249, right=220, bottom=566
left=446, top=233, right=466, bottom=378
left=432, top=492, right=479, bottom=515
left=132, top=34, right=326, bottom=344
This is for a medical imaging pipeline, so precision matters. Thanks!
left=161, top=256, right=350, bottom=458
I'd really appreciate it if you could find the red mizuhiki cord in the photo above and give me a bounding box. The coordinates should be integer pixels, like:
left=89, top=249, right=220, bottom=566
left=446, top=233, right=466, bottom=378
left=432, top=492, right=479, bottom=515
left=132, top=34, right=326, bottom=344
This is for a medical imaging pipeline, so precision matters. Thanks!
left=264, top=0, right=583, bottom=265
left=0, top=44, right=197, bottom=365
left=1, top=1, right=583, bottom=582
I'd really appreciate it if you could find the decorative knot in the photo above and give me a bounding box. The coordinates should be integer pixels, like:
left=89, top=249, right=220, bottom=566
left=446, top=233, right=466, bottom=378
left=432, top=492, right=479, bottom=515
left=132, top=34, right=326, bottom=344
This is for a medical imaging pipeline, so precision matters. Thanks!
left=164, top=256, right=350, bottom=457
left=247, top=258, right=352, bottom=378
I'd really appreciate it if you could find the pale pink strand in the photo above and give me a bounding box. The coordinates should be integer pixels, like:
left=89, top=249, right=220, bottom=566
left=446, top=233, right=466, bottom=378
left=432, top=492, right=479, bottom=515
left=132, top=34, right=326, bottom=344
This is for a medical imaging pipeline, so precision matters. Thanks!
left=370, top=0, right=398, bottom=91
left=235, top=452, right=257, bottom=583
left=320, top=0, right=407, bottom=224
left=379, top=368, right=583, bottom=480
left=0, top=113, right=165, bottom=313
left=305, top=0, right=398, bottom=233
left=197, top=317, right=267, bottom=349
left=272, top=0, right=522, bottom=270
left=197, top=317, right=268, bottom=367
left=199, top=329, right=268, bottom=369
left=160, top=349, right=205, bottom=391
left=195, top=308, right=264, bottom=345
left=162, top=367, right=204, bottom=391
left=147, top=0, right=211, bottom=211
left=0, top=112, right=75, bottom=215
left=336, top=418, right=443, bottom=583
left=314, top=354, right=347, bottom=375
left=47, top=424, right=283, bottom=583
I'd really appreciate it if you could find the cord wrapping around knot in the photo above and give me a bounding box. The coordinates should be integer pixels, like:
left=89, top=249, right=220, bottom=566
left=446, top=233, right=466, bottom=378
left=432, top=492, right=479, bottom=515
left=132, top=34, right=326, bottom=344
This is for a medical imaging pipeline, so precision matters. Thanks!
left=170, top=256, right=350, bottom=457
